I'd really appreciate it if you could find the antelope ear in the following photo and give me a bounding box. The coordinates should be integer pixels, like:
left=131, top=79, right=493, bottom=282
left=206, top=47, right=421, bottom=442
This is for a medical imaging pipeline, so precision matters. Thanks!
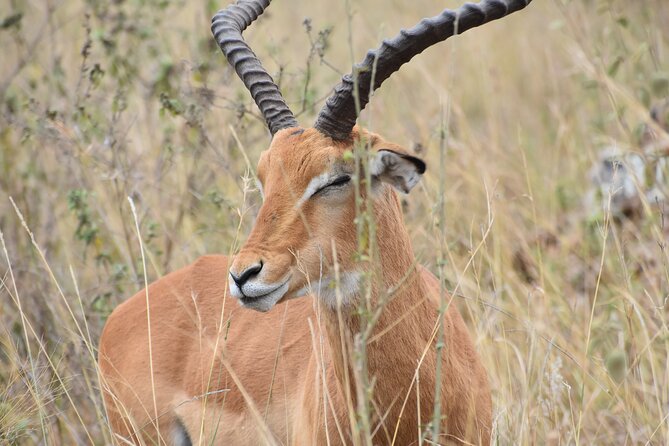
left=370, top=149, right=426, bottom=193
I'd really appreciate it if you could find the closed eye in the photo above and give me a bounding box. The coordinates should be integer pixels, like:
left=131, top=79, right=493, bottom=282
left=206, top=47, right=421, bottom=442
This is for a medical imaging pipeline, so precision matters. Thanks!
left=313, top=175, right=351, bottom=197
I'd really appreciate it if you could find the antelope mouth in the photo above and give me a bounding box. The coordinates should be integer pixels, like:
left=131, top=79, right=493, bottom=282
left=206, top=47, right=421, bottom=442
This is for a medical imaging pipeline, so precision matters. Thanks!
left=234, top=278, right=291, bottom=313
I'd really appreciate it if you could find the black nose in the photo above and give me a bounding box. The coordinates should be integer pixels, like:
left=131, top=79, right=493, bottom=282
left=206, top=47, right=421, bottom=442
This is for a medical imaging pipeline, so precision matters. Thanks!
left=230, top=261, right=263, bottom=287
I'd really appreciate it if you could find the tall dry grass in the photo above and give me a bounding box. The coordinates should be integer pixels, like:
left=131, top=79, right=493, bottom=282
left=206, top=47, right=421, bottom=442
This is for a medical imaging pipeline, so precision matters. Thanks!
left=1, top=0, right=668, bottom=444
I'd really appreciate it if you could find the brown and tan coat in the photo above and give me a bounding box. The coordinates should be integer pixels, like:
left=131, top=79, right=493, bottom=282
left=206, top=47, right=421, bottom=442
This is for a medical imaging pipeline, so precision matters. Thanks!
left=98, top=0, right=534, bottom=444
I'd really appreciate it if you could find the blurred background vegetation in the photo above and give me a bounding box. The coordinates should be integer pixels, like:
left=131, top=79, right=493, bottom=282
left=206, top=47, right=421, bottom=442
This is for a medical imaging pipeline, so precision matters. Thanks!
left=1, top=0, right=668, bottom=444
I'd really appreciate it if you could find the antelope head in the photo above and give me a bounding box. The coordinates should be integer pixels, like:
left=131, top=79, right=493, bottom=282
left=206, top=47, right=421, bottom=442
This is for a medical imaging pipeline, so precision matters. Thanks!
left=212, top=0, right=532, bottom=312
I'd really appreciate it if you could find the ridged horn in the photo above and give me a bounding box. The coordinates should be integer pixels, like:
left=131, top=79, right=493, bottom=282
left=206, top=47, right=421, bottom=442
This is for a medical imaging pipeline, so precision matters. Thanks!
left=212, top=0, right=298, bottom=135
left=314, top=0, right=533, bottom=141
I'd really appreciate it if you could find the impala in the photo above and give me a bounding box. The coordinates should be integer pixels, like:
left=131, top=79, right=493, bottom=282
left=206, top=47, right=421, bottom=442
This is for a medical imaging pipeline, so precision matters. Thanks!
left=98, top=0, right=533, bottom=444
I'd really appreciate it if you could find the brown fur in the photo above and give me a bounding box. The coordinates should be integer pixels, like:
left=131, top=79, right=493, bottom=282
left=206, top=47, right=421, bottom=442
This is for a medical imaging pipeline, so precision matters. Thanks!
left=99, top=127, right=491, bottom=445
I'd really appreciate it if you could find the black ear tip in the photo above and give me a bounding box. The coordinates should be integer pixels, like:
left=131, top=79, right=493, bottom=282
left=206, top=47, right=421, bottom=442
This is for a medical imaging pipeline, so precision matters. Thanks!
left=403, top=155, right=426, bottom=174
left=380, top=149, right=426, bottom=175
left=414, top=158, right=427, bottom=175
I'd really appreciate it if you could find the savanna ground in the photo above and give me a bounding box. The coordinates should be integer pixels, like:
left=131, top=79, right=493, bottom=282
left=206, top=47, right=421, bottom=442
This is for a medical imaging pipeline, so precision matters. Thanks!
left=1, top=0, right=668, bottom=444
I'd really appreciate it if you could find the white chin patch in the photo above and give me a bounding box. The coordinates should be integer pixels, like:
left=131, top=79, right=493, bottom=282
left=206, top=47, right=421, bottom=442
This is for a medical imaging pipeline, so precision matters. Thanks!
left=295, top=271, right=361, bottom=310
left=228, top=275, right=289, bottom=313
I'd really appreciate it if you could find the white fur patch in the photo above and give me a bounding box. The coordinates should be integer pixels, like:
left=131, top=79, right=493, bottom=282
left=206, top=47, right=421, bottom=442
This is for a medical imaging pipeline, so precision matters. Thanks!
left=171, top=417, right=192, bottom=446
left=228, top=274, right=290, bottom=312
left=295, top=172, right=332, bottom=208
left=295, top=271, right=361, bottom=310
left=255, top=178, right=264, bottom=200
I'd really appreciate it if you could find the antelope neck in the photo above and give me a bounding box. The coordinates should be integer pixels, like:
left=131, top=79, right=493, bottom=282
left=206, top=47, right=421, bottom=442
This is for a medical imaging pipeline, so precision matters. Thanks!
left=320, top=190, right=438, bottom=433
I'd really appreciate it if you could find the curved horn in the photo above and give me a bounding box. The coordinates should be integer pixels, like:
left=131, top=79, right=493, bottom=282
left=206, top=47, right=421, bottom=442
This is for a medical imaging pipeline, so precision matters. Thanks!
left=314, top=0, right=533, bottom=141
left=212, top=0, right=298, bottom=135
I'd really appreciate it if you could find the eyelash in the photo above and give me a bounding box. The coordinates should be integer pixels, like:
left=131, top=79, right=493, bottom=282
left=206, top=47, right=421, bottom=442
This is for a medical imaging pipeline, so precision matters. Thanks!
left=313, top=175, right=351, bottom=196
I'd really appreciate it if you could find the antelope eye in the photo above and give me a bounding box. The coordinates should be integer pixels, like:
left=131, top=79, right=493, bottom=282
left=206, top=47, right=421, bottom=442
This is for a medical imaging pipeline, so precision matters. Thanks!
left=313, top=175, right=351, bottom=197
